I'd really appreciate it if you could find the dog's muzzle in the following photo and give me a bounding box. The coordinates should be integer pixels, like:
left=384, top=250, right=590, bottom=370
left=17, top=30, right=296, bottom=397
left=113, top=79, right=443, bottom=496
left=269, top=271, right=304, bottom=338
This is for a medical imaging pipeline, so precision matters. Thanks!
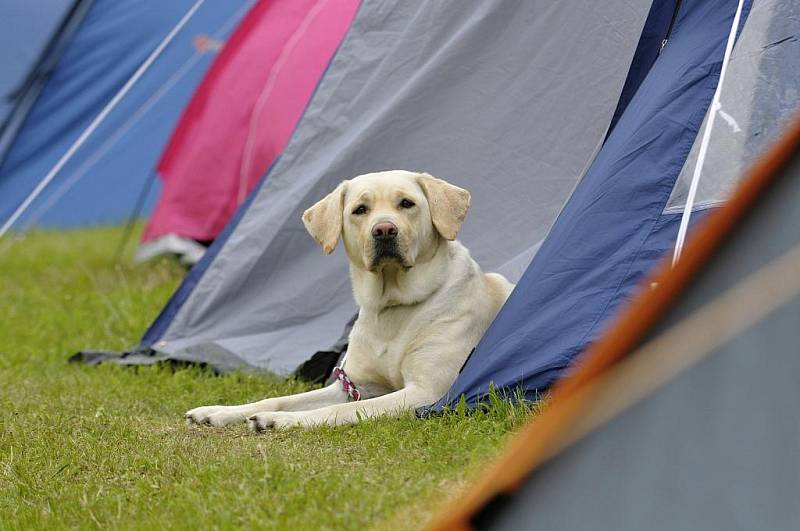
left=371, top=221, right=403, bottom=266
left=373, top=239, right=401, bottom=260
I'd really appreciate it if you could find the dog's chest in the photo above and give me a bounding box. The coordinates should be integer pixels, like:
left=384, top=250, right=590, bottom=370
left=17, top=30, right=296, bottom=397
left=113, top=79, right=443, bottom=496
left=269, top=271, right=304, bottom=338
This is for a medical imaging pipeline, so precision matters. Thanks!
left=355, top=311, right=410, bottom=360
left=346, top=307, right=420, bottom=388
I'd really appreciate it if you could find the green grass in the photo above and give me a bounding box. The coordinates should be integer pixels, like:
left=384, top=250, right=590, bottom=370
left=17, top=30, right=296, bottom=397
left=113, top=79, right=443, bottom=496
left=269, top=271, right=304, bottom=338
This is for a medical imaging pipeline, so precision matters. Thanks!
left=0, top=225, right=540, bottom=530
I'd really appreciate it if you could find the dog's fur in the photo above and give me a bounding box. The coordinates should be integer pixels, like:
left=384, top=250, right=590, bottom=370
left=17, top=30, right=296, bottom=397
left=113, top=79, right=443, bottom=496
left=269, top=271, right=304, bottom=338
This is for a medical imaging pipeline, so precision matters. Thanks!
left=185, top=170, right=513, bottom=430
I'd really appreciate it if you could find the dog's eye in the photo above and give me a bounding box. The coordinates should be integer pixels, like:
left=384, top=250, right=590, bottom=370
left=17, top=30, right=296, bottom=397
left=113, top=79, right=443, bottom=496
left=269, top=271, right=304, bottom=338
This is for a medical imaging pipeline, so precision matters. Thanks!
left=399, top=199, right=415, bottom=209
left=352, top=205, right=368, bottom=215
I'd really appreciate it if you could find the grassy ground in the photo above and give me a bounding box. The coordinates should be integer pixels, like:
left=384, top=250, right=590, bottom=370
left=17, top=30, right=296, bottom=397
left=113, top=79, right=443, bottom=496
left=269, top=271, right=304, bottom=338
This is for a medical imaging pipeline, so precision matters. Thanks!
left=0, top=225, right=539, bottom=530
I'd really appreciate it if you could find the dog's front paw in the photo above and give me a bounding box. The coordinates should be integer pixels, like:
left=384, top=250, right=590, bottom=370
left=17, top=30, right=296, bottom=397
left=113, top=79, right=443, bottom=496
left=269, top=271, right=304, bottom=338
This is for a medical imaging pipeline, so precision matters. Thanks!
left=247, top=411, right=302, bottom=432
left=185, top=405, right=247, bottom=427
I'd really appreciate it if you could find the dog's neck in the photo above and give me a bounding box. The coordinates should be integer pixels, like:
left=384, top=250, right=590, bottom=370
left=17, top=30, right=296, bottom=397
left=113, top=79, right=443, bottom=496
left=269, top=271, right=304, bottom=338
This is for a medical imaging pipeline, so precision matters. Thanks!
left=350, top=238, right=452, bottom=311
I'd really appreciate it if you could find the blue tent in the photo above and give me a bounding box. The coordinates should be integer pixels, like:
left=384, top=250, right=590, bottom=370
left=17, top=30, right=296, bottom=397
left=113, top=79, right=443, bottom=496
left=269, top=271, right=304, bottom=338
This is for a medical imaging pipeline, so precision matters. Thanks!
left=432, top=0, right=754, bottom=409
left=0, top=0, right=252, bottom=230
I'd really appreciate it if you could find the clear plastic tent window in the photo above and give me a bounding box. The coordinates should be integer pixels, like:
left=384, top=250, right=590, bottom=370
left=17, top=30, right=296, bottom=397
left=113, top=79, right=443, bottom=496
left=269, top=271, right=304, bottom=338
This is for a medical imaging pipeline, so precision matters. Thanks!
left=665, top=0, right=799, bottom=214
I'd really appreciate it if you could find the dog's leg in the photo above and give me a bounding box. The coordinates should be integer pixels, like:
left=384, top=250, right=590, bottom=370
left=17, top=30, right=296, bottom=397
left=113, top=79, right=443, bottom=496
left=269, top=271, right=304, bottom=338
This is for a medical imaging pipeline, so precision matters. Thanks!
left=185, top=383, right=348, bottom=427
left=247, top=386, right=438, bottom=430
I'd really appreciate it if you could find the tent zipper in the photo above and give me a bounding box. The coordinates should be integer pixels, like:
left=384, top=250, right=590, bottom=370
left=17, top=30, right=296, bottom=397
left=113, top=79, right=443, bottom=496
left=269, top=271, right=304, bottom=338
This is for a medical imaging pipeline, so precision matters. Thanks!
left=660, top=0, right=684, bottom=53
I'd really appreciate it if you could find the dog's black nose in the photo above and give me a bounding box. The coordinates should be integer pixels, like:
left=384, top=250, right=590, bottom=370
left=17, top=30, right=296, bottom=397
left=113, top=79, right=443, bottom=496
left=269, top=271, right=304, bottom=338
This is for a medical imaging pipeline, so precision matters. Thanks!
left=372, top=222, right=398, bottom=241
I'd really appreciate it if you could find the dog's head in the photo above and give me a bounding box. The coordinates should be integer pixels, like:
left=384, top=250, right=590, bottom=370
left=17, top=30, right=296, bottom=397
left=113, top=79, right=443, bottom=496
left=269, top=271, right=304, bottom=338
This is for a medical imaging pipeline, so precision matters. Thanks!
left=302, top=170, right=470, bottom=271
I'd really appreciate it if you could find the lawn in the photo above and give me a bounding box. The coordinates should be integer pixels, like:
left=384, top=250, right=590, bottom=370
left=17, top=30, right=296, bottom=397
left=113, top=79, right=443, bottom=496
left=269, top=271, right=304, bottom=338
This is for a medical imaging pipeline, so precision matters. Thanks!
left=0, top=225, right=539, bottom=530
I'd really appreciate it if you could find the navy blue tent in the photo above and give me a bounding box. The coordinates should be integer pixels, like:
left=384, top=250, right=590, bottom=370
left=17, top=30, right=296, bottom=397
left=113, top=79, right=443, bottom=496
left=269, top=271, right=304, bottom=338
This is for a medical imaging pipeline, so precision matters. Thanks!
left=432, top=0, right=754, bottom=409
left=0, top=0, right=252, bottom=230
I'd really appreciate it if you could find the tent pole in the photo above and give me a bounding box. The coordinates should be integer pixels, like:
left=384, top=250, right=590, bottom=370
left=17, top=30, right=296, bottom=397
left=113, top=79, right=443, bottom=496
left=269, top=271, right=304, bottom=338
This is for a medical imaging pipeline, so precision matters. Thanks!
left=0, top=0, right=96, bottom=164
left=114, top=170, right=159, bottom=263
left=0, top=0, right=206, bottom=239
left=671, top=0, right=745, bottom=266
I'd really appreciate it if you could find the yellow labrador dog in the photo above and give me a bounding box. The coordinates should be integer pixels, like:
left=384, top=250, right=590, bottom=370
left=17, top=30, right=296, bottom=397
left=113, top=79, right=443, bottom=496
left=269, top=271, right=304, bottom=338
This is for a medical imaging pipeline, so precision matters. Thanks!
left=185, top=170, right=513, bottom=430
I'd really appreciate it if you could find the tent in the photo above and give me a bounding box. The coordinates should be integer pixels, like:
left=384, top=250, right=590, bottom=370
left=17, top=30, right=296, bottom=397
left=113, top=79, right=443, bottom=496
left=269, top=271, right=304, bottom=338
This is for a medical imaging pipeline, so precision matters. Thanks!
left=81, top=0, right=657, bottom=375
left=429, top=111, right=800, bottom=530
left=430, top=0, right=800, bottom=410
left=0, top=0, right=252, bottom=232
left=137, top=0, right=360, bottom=264
left=79, top=0, right=797, bottom=413
left=0, top=0, right=73, bottom=125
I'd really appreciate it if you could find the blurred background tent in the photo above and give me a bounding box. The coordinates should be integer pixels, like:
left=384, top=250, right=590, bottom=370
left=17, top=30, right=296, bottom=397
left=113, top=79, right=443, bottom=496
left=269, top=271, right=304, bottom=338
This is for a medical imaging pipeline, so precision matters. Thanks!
left=137, top=0, right=360, bottom=264
left=0, top=0, right=252, bottom=233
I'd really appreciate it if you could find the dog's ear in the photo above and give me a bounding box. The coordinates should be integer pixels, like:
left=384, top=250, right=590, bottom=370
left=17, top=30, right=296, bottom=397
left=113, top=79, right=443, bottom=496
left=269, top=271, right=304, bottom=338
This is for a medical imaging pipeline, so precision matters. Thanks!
left=303, top=181, right=347, bottom=254
left=416, top=173, right=471, bottom=240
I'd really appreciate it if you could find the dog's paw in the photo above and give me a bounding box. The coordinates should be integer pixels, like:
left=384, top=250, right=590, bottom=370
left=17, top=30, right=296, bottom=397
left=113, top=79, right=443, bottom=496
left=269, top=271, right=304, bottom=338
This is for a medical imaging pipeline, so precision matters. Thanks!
left=247, top=411, right=302, bottom=432
left=184, top=405, right=247, bottom=427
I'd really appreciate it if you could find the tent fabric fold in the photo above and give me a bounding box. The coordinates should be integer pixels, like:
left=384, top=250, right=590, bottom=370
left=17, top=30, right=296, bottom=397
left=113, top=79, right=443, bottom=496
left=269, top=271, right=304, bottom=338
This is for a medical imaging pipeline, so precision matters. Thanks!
left=0, top=0, right=76, bottom=136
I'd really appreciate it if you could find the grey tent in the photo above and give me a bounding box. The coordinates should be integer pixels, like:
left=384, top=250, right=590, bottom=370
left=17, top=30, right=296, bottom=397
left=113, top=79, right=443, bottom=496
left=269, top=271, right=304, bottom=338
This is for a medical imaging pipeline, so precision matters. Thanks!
left=125, top=0, right=655, bottom=375
left=429, top=113, right=800, bottom=530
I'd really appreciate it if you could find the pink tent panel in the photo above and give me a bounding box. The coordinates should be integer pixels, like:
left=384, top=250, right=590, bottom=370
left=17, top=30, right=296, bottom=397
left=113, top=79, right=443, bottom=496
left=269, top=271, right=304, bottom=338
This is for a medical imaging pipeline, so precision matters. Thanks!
left=142, top=0, right=359, bottom=243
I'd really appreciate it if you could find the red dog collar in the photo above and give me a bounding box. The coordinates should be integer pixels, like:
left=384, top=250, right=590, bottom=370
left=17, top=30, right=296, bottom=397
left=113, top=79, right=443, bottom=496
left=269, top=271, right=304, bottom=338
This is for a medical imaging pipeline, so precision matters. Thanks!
left=332, top=366, right=361, bottom=401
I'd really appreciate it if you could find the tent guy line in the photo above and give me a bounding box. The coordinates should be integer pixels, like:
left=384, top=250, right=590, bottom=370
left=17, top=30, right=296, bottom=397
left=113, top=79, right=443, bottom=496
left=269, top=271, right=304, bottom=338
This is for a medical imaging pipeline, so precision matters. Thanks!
left=0, top=0, right=206, bottom=239
left=672, top=0, right=745, bottom=266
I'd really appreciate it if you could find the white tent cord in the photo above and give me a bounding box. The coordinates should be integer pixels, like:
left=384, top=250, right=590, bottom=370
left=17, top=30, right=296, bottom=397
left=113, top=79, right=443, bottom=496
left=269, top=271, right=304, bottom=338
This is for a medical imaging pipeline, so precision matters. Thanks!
left=18, top=1, right=253, bottom=231
left=0, top=0, right=206, bottom=239
left=671, top=0, right=745, bottom=266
